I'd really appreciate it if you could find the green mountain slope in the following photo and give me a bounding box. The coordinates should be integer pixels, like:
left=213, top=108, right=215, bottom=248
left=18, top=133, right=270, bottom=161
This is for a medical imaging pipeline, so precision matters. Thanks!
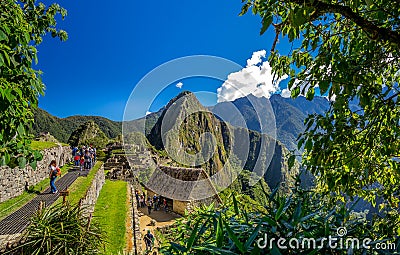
left=32, top=108, right=121, bottom=143
left=145, top=91, right=298, bottom=191
left=68, top=121, right=110, bottom=148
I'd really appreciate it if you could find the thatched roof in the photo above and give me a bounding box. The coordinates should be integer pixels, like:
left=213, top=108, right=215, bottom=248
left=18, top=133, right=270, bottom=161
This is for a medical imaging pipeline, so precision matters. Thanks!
left=145, top=165, right=222, bottom=202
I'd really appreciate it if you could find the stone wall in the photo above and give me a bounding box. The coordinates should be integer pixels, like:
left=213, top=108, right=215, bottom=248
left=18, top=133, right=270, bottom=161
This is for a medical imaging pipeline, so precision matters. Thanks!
left=173, top=200, right=188, bottom=215
left=130, top=184, right=142, bottom=255
left=79, top=164, right=105, bottom=215
left=0, top=145, right=71, bottom=203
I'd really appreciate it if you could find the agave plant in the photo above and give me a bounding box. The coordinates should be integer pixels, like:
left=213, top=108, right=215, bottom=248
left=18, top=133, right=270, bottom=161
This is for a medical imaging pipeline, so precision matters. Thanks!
left=6, top=202, right=105, bottom=255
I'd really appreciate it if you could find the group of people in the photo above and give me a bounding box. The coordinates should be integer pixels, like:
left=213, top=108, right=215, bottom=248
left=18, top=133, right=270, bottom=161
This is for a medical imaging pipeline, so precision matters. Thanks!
left=72, top=145, right=97, bottom=170
left=135, top=191, right=169, bottom=215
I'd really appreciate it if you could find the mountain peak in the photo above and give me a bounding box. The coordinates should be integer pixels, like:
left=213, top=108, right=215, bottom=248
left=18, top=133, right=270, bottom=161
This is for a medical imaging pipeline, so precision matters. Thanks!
left=166, top=91, right=198, bottom=109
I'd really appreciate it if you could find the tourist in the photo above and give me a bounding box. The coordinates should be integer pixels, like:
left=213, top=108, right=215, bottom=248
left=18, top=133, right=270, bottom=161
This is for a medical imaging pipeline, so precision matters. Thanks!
left=73, top=151, right=81, bottom=166
left=140, top=195, right=145, bottom=207
left=144, top=229, right=154, bottom=251
left=72, top=146, right=78, bottom=156
left=90, top=145, right=97, bottom=162
left=163, top=198, right=168, bottom=212
left=48, top=160, right=60, bottom=194
left=153, top=195, right=158, bottom=211
left=84, top=150, right=92, bottom=169
left=80, top=155, right=84, bottom=171
left=135, top=190, right=140, bottom=207
left=147, top=199, right=152, bottom=214
left=157, top=196, right=162, bottom=210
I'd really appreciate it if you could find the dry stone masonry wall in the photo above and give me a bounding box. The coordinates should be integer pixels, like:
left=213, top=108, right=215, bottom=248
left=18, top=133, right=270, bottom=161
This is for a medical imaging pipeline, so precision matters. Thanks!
left=79, top=164, right=105, bottom=215
left=0, top=145, right=71, bottom=203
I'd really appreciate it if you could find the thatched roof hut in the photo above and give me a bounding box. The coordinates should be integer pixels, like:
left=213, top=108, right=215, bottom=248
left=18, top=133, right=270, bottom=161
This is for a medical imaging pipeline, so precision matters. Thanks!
left=145, top=165, right=222, bottom=203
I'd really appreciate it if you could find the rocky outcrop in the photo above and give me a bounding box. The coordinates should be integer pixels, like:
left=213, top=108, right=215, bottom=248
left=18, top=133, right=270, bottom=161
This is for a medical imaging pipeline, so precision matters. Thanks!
left=0, top=145, right=71, bottom=203
left=146, top=91, right=299, bottom=191
left=68, top=121, right=109, bottom=148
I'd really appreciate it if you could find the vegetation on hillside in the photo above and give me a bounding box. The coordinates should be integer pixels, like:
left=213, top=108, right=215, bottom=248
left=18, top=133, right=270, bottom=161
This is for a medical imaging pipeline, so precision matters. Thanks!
left=0, top=0, right=67, bottom=168
left=158, top=0, right=400, bottom=254
left=32, top=108, right=122, bottom=143
left=160, top=185, right=384, bottom=254
left=68, top=121, right=110, bottom=148
left=241, top=0, right=400, bottom=208
left=145, top=91, right=299, bottom=192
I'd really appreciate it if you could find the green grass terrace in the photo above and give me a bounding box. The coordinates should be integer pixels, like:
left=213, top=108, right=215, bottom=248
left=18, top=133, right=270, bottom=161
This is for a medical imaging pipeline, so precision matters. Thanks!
left=94, top=180, right=128, bottom=255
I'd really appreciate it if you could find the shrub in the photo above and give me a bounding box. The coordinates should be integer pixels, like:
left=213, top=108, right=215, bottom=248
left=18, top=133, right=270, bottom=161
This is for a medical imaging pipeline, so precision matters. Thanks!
left=6, top=202, right=105, bottom=255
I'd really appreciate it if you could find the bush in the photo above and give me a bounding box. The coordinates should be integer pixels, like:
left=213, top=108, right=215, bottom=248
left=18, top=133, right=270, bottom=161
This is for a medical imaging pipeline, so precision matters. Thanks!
left=6, top=202, right=105, bottom=255
left=160, top=177, right=400, bottom=254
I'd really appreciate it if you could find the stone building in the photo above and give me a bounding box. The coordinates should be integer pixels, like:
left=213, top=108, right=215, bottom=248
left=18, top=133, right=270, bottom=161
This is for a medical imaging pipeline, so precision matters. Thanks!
left=144, top=165, right=222, bottom=215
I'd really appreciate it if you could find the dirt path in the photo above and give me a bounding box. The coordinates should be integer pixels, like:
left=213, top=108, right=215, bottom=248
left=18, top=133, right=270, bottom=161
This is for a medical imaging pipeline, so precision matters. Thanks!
left=138, top=206, right=179, bottom=254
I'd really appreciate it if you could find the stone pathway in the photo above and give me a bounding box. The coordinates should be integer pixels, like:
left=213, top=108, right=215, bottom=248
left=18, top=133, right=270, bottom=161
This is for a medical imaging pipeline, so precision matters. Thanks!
left=0, top=167, right=89, bottom=236
left=138, top=206, right=179, bottom=254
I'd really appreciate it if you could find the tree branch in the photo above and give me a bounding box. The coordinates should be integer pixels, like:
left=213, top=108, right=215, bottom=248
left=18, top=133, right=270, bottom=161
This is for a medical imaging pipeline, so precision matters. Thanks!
left=290, top=0, right=400, bottom=48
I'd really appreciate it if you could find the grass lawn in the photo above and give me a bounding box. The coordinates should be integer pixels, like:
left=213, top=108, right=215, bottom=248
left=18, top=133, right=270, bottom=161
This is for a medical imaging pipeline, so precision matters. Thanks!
left=94, top=180, right=128, bottom=255
left=60, top=161, right=103, bottom=205
left=31, top=141, right=59, bottom=150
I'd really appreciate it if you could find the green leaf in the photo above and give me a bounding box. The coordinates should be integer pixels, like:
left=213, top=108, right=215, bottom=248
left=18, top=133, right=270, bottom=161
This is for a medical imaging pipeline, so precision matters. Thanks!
left=306, top=87, right=315, bottom=100
left=244, top=222, right=262, bottom=250
left=291, top=86, right=300, bottom=98
left=232, top=195, right=240, bottom=215
left=0, top=29, right=7, bottom=41
left=319, top=80, right=330, bottom=95
left=18, top=156, right=27, bottom=168
left=224, top=221, right=245, bottom=253
left=261, top=215, right=277, bottom=227
left=17, top=124, right=25, bottom=136
left=4, top=152, right=10, bottom=165
left=0, top=53, right=4, bottom=67
left=30, top=160, right=37, bottom=169
left=271, top=244, right=283, bottom=255
left=260, top=15, right=273, bottom=35
left=216, top=214, right=224, bottom=248
left=186, top=220, right=200, bottom=251
left=288, top=154, right=296, bottom=169
left=170, top=242, right=186, bottom=252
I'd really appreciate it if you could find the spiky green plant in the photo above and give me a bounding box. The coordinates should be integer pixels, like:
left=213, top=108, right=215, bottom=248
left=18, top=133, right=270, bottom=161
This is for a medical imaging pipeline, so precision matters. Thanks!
left=6, top=202, right=105, bottom=255
left=160, top=176, right=400, bottom=255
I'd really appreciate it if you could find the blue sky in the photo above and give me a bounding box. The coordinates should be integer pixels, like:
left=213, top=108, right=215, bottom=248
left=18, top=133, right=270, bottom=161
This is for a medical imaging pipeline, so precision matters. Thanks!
left=36, top=0, right=291, bottom=120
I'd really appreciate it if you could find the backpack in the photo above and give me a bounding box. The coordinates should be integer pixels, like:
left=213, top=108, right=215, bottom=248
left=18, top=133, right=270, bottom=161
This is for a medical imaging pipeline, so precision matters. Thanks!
left=50, top=167, right=58, bottom=178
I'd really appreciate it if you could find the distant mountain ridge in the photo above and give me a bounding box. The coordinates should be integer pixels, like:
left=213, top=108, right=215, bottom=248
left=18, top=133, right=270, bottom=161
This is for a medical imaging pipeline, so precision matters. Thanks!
left=33, top=93, right=330, bottom=154
left=210, top=94, right=329, bottom=153
left=32, top=108, right=122, bottom=143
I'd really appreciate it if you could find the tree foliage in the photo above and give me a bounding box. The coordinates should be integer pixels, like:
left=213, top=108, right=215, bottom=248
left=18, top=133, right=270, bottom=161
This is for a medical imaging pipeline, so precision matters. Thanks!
left=0, top=0, right=67, bottom=168
left=240, top=0, right=400, bottom=210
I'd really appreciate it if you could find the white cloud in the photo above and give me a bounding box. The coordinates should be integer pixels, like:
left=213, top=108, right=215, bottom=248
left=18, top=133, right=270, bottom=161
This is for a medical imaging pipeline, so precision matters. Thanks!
left=246, top=50, right=266, bottom=67
left=281, top=88, right=291, bottom=98
left=176, top=82, right=183, bottom=89
left=145, top=111, right=152, bottom=116
left=217, top=50, right=288, bottom=102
